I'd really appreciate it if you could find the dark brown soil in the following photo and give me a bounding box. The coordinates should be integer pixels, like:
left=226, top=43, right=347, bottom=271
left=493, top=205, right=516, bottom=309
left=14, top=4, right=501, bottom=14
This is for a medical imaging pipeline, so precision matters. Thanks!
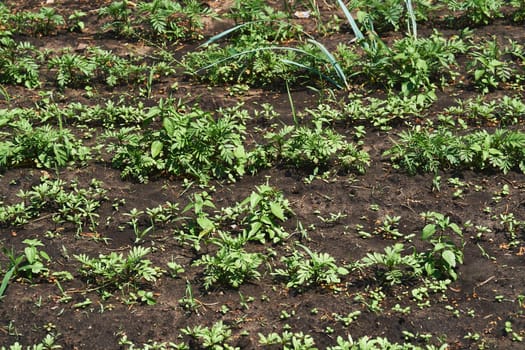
left=1, top=1, right=525, bottom=349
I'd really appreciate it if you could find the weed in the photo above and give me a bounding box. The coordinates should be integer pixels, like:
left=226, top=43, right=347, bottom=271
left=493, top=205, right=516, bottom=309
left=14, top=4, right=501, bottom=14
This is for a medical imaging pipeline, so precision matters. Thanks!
left=0, top=39, right=40, bottom=88
left=259, top=331, right=316, bottom=349
left=468, top=38, right=521, bottom=93
left=442, top=0, right=504, bottom=25
left=273, top=244, right=348, bottom=291
left=75, top=246, right=162, bottom=298
left=421, top=212, right=464, bottom=281
left=1, top=239, right=50, bottom=299
left=359, top=243, right=422, bottom=286
left=98, top=0, right=134, bottom=37
left=137, top=0, right=213, bottom=42
left=182, top=321, right=236, bottom=349
left=221, top=184, right=293, bottom=243
left=194, top=231, right=263, bottom=289
left=385, top=126, right=525, bottom=175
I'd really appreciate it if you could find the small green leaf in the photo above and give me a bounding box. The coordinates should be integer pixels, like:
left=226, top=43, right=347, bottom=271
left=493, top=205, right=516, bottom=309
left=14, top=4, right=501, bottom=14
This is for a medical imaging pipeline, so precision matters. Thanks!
left=197, top=216, right=214, bottom=232
left=442, top=250, right=456, bottom=268
left=270, top=202, right=285, bottom=221
left=422, top=224, right=436, bottom=240
left=151, top=140, right=163, bottom=158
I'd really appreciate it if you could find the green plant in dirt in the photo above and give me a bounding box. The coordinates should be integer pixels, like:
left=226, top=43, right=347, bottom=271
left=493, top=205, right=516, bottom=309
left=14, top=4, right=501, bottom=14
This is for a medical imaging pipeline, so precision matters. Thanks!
left=221, top=184, right=293, bottom=243
left=146, top=201, right=181, bottom=227
left=185, top=40, right=343, bottom=88
left=74, top=246, right=162, bottom=296
left=0, top=39, right=40, bottom=88
left=327, top=335, right=447, bottom=349
left=105, top=103, right=251, bottom=183
left=350, top=0, right=433, bottom=33
left=357, top=31, right=466, bottom=95
left=118, top=335, right=185, bottom=350
left=499, top=213, right=523, bottom=246
left=468, top=38, right=523, bottom=93
left=137, top=0, right=213, bottom=42
left=181, top=321, right=237, bottom=350
left=87, top=47, right=146, bottom=87
left=338, top=93, right=434, bottom=129
left=262, top=120, right=369, bottom=174
left=98, top=0, right=134, bottom=36
left=442, top=0, right=504, bottom=25
left=177, top=191, right=216, bottom=251
left=384, top=126, right=525, bottom=175
left=67, top=10, right=87, bottom=32
left=259, top=331, right=317, bottom=349
left=420, top=212, right=464, bottom=281
left=359, top=243, right=423, bottom=286
left=1, top=239, right=50, bottom=298
left=103, top=126, right=160, bottom=183
left=178, top=280, right=201, bottom=314
left=7, top=7, right=65, bottom=36
left=227, top=0, right=302, bottom=41
left=185, top=6, right=348, bottom=89
left=504, top=320, right=524, bottom=342
left=48, top=51, right=95, bottom=89
left=442, top=95, right=525, bottom=126
left=0, top=177, right=106, bottom=234
left=193, top=231, right=263, bottom=289
left=0, top=333, right=62, bottom=350
left=0, top=118, right=91, bottom=171
left=511, top=0, right=525, bottom=22
left=32, top=7, right=65, bottom=35
left=372, top=215, right=404, bottom=239
left=273, top=244, right=349, bottom=291
left=124, top=208, right=153, bottom=243
left=53, top=179, right=106, bottom=234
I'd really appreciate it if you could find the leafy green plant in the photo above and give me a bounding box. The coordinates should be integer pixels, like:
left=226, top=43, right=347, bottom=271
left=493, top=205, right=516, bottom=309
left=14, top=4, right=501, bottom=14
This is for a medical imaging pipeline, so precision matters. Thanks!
left=227, top=0, right=302, bottom=41
left=468, top=38, right=523, bottom=93
left=385, top=126, right=525, bottom=174
left=442, top=0, right=504, bottom=25
left=261, top=120, right=370, bottom=174
left=359, top=243, right=423, bottom=285
left=511, top=0, right=525, bottom=21
left=1, top=239, right=52, bottom=302
left=420, top=212, right=464, bottom=281
left=181, top=321, right=236, bottom=350
left=105, top=103, right=251, bottom=183
left=32, top=7, right=65, bottom=35
left=273, top=244, right=348, bottom=291
left=137, top=0, right=213, bottom=42
left=350, top=0, right=433, bottom=33
left=48, top=51, right=95, bottom=89
left=221, top=184, right=293, bottom=243
left=356, top=32, right=466, bottom=95
left=98, top=0, right=134, bottom=36
left=259, top=331, right=317, bottom=349
left=194, top=231, right=263, bottom=289
left=67, top=10, right=87, bottom=32
left=0, top=177, right=106, bottom=235
left=442, top=95, right=525, bottom=126
left=74, top=246, right=162, bottom=296
left=0, top=38, right=40, bottom=88
left=0, top=118, right=91, bottom=170
left=0, top=333, right=62, bottom=350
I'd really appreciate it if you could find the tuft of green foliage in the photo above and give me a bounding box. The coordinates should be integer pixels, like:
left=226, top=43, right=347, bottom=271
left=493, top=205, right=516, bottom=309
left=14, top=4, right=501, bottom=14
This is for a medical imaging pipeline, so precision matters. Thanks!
left=385, top=126, right=525, bottom=174
left=273, top=244, right=349, bottom=291
left=194, top=231, right=263, bottom=290
left=75, top=246, right=162, bottom=295
left=0, top=37, right=40, bottom=88
left=0, top=118, right=91, bottom=171
left=260, top=120, right=370, bottom=174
